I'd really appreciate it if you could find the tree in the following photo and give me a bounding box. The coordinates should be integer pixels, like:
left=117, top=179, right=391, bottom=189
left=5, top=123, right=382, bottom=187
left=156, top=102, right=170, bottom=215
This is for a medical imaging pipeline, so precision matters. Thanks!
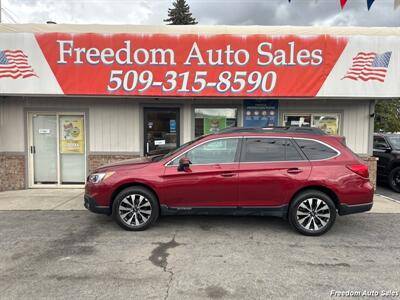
left=164, top=0, right=198, bottom=25
left=375, top=99, right=400, bottom=133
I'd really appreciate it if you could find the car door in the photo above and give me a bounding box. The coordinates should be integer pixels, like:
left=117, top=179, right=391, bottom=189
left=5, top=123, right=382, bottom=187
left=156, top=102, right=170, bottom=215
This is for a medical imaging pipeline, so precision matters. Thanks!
left=161, top=137, right=241, bottom=207
left=373, top=136, right=392, bottom=177
left=238, top=137, right=311, bottom=207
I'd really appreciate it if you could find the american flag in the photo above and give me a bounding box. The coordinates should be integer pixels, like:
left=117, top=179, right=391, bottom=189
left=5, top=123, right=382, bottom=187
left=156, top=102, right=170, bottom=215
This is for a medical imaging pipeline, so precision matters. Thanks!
left=0, top=50, right=37, bottom=79
left=342, top=51, right=392, bottom=83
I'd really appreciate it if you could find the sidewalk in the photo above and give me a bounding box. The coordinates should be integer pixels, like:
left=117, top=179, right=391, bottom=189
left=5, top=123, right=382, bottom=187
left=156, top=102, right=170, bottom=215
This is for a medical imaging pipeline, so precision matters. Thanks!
left=0, top=189, right=84, bottom=210
left=0, top=188, right=399, bottom=212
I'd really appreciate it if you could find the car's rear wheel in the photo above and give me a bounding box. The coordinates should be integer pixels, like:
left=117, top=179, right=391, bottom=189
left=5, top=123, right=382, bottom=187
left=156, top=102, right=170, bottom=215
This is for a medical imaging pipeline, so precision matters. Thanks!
left=112, top=186, right=159, bottom=231
left=289, top=190, right=336, bottom=236
left=388, top=167, right=400, bottom=192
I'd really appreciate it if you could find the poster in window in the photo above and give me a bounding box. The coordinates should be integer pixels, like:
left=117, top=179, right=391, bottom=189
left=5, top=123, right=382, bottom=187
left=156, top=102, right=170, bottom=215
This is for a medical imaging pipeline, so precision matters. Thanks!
left=169, top=119, right=176, bottom=133
left=313, top=115, right=339, bottom=135
left=203, top=116, right=226, bottom=134
left=243, top=100, right=278, bottom=127
left=60, top=117, right=85, bottom=154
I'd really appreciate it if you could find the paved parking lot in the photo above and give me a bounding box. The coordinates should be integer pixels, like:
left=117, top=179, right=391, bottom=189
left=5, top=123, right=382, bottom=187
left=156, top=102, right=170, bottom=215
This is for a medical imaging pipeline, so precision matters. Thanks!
left=1, top=211, right=400, bottom=299
left=1, top=185, right=396, bottom=298
left=0, top=189, right=400, bottom=299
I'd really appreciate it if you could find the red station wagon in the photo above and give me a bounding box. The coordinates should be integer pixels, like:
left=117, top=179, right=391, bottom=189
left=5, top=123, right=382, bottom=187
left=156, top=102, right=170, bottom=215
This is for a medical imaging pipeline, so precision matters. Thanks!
left=84, top=127, right=374, bottom=236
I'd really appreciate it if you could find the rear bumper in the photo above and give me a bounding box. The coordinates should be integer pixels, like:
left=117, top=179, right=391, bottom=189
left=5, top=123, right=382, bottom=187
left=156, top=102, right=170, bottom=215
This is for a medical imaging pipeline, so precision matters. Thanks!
left=84, top=194, right=111, bottom=215
left=338, top=202, right=373, bottom=216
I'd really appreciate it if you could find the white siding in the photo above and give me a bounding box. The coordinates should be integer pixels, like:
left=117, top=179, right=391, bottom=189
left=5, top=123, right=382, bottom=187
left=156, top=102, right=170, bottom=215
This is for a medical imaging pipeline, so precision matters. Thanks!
left=0, top=97, right=140, bottom=153
left=89, top=101, right=139, bottom=153
left=279, top=99, right=372, bottom=154
left=0, top=98, right=25, bottom=152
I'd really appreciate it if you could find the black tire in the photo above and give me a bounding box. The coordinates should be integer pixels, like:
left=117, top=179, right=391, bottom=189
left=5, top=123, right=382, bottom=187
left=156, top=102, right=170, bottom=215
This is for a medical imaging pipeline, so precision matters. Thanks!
left=388, top=167, right=400, bottom=193
left=112, top=186, right=159, bottom=231
left=288, top=190, right=336, bottom=236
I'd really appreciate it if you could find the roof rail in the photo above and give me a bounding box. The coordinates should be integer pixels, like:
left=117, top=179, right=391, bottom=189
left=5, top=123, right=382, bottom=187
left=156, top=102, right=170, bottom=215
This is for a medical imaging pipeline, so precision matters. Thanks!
left=219, top=126, right=327, bottom=135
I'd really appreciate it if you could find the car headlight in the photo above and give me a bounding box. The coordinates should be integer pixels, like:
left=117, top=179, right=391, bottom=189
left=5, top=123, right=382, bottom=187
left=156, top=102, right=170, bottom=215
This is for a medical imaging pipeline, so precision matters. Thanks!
left=87, top=172, right=115, bottom=184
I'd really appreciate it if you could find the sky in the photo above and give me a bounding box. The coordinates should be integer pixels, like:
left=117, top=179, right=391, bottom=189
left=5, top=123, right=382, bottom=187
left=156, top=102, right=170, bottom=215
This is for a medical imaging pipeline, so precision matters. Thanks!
left=1, top=0, right=399, bottom=27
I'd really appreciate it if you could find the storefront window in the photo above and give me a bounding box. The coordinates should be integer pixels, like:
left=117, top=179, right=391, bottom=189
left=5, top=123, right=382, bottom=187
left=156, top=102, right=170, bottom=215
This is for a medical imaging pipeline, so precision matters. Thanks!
left=283, top=113, right=340, bottom=135
left=194, top=108, right=238, bottom=137
left=312, top=115, right=339, bottom=135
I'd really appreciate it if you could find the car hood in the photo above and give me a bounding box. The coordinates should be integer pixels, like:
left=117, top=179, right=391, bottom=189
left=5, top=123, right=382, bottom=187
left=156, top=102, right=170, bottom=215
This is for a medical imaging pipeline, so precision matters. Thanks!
left=95, top=156, right=154, bottom=172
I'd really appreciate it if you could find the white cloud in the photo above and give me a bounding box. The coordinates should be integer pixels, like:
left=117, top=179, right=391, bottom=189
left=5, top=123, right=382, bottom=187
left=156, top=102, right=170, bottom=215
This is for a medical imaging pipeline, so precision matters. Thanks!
left=2, top=0, right=166, bottom=24
left=274, top=4, right=291, bottom=22
left=312, top=12, right=355, bottom=27
left=1, top=0, right=399, bottom=26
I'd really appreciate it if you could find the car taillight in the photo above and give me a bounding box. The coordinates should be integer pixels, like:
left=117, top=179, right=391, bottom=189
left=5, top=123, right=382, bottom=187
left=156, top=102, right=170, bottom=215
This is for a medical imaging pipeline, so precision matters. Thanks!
left=346, top=164, right=369, bottom=178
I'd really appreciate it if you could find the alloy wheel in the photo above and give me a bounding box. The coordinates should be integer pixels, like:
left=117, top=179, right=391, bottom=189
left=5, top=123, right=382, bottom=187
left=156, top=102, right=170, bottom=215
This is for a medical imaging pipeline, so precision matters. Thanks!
left=296, top=198, right=331, bottom=231
left=118, top=194, right=152, bottom=227
left=393, top=171, right=400, bottom=187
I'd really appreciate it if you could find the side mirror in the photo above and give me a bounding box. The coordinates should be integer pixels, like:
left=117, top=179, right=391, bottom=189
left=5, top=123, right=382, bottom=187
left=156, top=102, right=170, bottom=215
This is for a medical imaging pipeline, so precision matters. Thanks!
left=177, top=157, right=192, bottom=172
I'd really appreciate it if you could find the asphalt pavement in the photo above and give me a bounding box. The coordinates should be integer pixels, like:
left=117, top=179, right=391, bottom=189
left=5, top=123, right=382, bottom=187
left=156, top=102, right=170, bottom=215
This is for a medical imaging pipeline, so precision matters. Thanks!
left=376, top=183, right=400, bottom=203
left=1, top=211, right=399, bottom=299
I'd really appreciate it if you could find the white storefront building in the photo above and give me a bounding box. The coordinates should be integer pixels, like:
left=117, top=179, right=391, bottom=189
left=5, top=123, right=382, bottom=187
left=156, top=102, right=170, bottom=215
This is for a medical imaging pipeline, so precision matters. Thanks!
left=0, top=24, right=398, bottom=190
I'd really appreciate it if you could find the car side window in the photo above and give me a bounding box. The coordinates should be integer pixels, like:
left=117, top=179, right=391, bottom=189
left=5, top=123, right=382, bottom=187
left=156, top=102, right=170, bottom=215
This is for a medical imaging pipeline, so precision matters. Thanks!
left=241, top=138, right=304, bottom=162
left=295, top=139, right=338, bottom=160
left=373, top=136, right=389, bottom=149
left=286, top=140, right=304, bottom=161
left=171, top=138, right=239, bottom=165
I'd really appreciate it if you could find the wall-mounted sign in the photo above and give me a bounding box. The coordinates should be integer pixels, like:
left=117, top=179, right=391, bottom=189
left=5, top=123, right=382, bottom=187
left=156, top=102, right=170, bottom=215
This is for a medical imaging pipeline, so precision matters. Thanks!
left=1, top=31, right=399, bottom=97
left=60, top=117, right=84, bottom=154
left=154, top=140, right=166, bottom=146
left=38, top=128, right=51, bottom=134
left=243, top=100, right=278, bottom=128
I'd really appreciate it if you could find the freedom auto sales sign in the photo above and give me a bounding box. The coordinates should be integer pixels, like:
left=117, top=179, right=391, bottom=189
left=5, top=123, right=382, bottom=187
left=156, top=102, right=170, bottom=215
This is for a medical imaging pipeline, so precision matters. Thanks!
left=0, top=32, right=399, bottom=97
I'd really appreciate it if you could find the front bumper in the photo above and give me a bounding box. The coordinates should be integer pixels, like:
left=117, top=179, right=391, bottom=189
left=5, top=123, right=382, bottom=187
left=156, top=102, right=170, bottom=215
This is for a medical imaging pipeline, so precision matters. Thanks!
left=338, top=202, right=373, bottom=216
left=84, top=194, right=111, bottom=215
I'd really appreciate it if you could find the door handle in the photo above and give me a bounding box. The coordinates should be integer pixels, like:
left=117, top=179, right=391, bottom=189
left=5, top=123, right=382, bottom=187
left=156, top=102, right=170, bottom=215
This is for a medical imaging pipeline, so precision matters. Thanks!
left=220, top=172, right=235, bottom=177
left=30, top=146, right=36, bottom=154
left=287, top=168, right=303, bottom=174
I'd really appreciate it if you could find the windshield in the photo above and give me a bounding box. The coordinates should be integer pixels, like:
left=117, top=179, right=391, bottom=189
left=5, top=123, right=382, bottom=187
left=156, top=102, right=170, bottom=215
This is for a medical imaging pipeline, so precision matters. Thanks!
left=151, top=135, right=208, bottom=162
left=388, top=136, right=400, bottom=149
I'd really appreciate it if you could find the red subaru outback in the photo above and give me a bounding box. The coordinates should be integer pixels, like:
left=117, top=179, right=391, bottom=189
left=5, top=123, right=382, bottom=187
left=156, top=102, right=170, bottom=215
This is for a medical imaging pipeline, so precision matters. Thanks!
left=84, top=128, right=374, bottom=236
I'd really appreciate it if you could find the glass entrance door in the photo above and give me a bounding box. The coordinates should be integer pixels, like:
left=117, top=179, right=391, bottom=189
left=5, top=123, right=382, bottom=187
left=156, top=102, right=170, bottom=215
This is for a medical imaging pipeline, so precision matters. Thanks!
left=32, top=115, right=58, bottom=184
left=59, top=115, right=86, bottom=184
left=29, top=113, right=86, bottom=187
left=144, top=108, right=180, bottom=156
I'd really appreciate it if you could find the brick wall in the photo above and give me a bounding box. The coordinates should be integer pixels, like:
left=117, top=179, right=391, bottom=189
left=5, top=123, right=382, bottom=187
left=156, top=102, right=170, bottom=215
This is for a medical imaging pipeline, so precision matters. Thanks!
left=88, top=154, right=140, bottom=174
left=0, top=154, right=25, bottom=192
left=359, top=155, right=378, bottom=189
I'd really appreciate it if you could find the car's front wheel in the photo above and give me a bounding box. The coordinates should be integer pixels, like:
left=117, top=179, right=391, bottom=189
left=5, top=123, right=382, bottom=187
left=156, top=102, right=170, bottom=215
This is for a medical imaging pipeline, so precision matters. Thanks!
left=112, top=186, right=159, bottom=231
left=289, top=190, right=336, bottom=236
left=388, top=167, right=400, bottom=192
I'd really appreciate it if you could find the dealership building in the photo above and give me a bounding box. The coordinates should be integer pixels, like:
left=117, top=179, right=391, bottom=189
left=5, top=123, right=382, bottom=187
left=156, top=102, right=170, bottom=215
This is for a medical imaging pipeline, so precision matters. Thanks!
left=0, top=24, right=399, bottom=191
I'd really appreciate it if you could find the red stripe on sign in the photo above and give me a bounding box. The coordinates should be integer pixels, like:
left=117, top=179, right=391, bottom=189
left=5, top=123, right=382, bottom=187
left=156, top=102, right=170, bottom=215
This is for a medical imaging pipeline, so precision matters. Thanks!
left=0, top=72, right=36, bottom=79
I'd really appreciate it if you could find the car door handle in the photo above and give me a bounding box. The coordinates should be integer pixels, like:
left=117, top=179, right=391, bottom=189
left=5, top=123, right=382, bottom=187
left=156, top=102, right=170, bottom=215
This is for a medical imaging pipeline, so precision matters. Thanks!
left=220, top=172, right=235, bottom=177
left=287, top=168, right=303, bottom=174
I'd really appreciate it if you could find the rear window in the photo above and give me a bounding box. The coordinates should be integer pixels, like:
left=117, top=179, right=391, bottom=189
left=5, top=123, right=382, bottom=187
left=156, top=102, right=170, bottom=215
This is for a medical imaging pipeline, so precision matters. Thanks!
left=295, top=139, right=338, bottom=160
